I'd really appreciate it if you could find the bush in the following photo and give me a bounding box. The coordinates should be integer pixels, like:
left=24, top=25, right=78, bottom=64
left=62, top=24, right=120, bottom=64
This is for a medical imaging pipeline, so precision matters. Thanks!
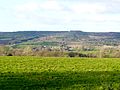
left=7, top=53, right=13, bottom=56
left=78, top=53, right=88, bottom=57
left=68, top=52, right=78, bottom=57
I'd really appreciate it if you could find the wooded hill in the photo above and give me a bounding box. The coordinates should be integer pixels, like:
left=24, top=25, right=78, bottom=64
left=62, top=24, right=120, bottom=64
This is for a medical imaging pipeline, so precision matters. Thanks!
left=0, top=31, right=120, bottom=46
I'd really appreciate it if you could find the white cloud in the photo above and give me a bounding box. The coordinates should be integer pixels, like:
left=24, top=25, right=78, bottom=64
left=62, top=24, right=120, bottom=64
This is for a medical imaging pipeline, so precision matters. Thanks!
left=40, top=0, right=62, bottom=11
left=112, top=0, right=120, bottom=2
left=16, top=2, right=39, bottom=12
left=88, top=14, right=120, bottom=22
left=10, top=0, right=120, bottom=32
left=16, top=0, right=63, bottom=13
left=15, top=14, right=26, bottom=19
left=70, top=3, right=106, bottom=14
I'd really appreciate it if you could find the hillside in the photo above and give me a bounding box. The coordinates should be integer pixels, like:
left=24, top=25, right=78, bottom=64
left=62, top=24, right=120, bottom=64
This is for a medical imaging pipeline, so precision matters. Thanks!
left=0, top=31, right=120, bottom=47
left=0, top=31, right=65, bottom=45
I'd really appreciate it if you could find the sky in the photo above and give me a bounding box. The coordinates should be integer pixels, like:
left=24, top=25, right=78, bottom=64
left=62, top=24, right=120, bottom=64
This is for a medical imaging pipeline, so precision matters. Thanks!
left=0, top=0, right=120, bottom=32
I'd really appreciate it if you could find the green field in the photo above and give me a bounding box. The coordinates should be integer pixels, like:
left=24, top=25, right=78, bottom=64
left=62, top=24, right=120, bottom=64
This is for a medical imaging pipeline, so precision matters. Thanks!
left=0, top=57, right=120, bottom=90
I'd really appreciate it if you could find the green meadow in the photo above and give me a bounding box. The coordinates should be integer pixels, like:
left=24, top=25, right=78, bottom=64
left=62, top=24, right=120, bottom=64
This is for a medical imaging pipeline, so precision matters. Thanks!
left=0, top=57, right=120, bottom=90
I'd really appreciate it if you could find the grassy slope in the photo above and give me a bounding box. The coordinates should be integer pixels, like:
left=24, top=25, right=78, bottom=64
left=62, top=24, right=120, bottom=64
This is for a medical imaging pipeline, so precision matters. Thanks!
left=0, top=57, right=120, bottom=90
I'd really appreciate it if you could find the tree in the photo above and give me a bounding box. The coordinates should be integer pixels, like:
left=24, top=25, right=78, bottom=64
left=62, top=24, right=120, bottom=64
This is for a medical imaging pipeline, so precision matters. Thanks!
left=68, top=52, right=78, bottom=57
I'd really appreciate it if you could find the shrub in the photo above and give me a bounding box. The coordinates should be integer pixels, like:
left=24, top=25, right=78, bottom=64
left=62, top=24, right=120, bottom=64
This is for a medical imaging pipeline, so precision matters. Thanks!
left=78, top=53, right=88, bottom=57
left=68, top=52, right=78, bottom=57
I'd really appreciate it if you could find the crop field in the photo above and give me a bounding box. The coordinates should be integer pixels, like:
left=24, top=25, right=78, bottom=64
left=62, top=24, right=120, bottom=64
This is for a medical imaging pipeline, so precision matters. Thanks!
left=0, top=57, right=120, bottom=90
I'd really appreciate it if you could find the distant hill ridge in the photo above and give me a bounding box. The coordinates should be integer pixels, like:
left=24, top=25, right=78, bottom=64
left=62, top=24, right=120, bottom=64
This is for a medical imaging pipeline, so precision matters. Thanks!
left=0, top=31, right=120, bottom=45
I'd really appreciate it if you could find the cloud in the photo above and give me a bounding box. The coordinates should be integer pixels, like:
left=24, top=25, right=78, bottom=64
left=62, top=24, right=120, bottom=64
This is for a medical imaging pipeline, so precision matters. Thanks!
left=16, top=0, right=63, bottom=13
left=15, top=14, right=26, bottom=19
left=16, top=2, right=39, bottom=12
left=69, top=3, right=106, bottom=14
left=14, top=1, right=70, bottom=25
left=105, top=3, right=120, bottom=13
left=10, top=0, right=120, bottom=32
left=40, top=0, right=63, bottom=11
left=112, top=0, right=120, bottom=2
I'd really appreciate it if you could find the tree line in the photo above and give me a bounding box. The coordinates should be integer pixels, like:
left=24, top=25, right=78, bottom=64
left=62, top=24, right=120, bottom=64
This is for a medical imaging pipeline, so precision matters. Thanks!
left=0, top=45, right=120, bottom=58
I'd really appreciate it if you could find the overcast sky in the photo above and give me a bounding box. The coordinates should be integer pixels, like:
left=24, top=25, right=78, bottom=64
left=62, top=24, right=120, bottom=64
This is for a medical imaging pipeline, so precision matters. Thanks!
left=0, top=0, right=120, bottom=32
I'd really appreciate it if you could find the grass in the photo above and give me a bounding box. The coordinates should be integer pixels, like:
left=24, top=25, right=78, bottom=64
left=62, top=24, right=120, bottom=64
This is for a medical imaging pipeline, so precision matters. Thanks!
left=0, top=57, right=120, bottom=90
